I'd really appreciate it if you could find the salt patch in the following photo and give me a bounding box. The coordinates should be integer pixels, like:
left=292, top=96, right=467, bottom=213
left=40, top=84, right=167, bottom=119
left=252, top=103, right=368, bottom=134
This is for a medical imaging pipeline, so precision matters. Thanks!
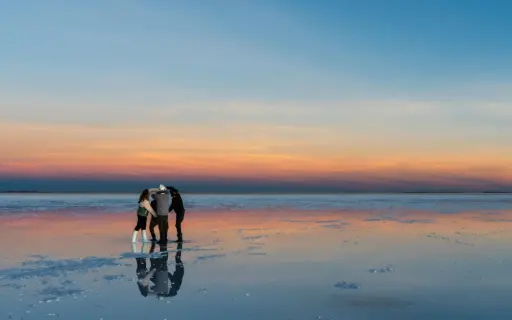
left=103, top=274, right=128, bottom=281
left=334, top=281, right=360, bottom=290
left=194, top=254, right=226, bottom=263
left=368, top=265, right=395, bottom=273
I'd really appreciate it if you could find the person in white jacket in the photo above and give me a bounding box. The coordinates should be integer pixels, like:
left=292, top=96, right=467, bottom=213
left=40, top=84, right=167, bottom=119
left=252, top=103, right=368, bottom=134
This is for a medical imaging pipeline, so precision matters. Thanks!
left=132, top=189, right=158, bottom=243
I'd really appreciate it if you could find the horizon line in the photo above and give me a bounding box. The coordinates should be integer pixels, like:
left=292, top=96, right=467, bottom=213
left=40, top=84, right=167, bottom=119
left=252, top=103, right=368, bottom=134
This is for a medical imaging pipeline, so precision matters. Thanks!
left=2, top=190, right=511, bottom=195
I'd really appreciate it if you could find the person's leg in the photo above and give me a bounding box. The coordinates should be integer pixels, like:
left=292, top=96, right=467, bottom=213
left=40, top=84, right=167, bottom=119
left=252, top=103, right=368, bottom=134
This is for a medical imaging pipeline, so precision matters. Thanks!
left=163, top=216, right=169, bottom=243
left=176, top=213, right=184, bottom=242
left=140, top=216, right=149, bottom=242
left=158, top=216, right=167, bottom=244
left=133, top=216, right=144, bottom=242
left=175, top=214, right=181, bottom=241
left=136, top=257, right=147, bottom=275
left=149, top=217, right=158, bottom=241
left=160, top=216, right=168, bottom=243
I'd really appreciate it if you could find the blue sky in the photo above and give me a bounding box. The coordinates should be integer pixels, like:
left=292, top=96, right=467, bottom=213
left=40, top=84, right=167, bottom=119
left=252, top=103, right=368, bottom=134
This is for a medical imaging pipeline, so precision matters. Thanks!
left=2, top=0, right=511, bottom=101
left=1, top=0, right=511, bottom=192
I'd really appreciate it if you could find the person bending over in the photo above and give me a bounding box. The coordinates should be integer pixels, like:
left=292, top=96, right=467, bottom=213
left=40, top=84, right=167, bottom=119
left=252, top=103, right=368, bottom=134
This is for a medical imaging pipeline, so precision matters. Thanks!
left=168, top=186, right=186, bottom=243
left=149, top=184, right=171, bottom=244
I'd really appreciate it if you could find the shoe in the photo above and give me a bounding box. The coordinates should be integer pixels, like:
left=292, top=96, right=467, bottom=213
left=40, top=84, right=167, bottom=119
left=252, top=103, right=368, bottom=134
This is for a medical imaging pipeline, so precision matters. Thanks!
left=142, top=230, right=150, bottom=243
left=131, top=230, right=138, bottom=243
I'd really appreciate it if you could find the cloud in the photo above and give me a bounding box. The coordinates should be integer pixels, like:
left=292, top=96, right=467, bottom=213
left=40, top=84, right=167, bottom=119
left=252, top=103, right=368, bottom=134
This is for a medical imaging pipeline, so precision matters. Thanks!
left=3, top=87, right=510, bottom=127
left=1, top=83, right=511, bottom=185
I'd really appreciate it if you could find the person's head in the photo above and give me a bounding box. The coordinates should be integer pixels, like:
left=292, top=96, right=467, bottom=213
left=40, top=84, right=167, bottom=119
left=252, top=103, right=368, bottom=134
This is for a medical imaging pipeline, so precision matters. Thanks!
left=138, top=189, right=150, bottom=203
left=167, top=186, right=179, bottom=197
left=137, top=282, right=149, bottom=297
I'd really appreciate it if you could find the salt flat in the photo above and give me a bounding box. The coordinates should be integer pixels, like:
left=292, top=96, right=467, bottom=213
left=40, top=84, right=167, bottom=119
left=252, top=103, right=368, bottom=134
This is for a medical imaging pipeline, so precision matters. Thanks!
left=0, top=194, right=511, bottom=319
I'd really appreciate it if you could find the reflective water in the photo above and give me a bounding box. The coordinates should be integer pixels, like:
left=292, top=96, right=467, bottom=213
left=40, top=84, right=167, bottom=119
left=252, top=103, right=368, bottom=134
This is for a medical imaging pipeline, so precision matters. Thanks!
left=0, top=194, right=511, bottom=319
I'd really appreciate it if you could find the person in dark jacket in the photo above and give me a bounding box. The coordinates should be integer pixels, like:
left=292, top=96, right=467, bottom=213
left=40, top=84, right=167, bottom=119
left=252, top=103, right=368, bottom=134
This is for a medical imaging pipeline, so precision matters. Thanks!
left=167, top=186, right=186, bottom=242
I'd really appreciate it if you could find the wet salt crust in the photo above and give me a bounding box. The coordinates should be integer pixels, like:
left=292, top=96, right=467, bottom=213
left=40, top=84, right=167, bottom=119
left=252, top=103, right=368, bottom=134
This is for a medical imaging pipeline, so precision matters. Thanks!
left=1, top=194, right=512, bottom=319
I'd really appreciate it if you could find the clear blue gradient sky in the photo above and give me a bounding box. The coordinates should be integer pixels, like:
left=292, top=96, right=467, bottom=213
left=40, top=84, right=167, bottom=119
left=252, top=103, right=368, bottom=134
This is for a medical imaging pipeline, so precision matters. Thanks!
left=1, top=0, right=511, bottom=192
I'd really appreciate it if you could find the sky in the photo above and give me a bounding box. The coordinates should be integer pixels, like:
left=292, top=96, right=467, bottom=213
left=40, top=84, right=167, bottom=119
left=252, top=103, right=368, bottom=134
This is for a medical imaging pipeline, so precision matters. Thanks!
left=1, top=0, right=512, bottom=192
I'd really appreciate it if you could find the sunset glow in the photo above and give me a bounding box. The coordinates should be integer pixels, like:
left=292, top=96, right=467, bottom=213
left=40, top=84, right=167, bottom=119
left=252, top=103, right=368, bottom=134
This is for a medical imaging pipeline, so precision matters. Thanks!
left=3, top=121, right=511, bottom=184
left=1, top=1, right=511, bottom=191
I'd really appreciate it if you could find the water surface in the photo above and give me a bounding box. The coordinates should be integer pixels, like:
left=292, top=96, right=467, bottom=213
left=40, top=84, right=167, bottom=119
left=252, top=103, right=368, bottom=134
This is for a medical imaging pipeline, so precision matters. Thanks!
left=0, top=194, right=511, bottom=319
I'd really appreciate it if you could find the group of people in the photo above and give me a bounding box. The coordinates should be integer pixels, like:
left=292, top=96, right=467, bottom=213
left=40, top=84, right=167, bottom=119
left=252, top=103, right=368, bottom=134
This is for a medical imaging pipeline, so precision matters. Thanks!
left=132, top=184, right=186, bottom=245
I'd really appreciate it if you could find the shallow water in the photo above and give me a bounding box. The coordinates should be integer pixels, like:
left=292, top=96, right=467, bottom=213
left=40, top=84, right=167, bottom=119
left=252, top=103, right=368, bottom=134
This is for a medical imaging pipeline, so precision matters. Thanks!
left=0, top=194, right=511, bottom=319
left=2, top=193, right=512, bottom=215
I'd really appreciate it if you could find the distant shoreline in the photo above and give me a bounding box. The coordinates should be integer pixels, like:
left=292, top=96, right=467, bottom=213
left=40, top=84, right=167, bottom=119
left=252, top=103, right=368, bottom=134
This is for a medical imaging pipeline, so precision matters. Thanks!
left=1, top=191, right=511, bottom=195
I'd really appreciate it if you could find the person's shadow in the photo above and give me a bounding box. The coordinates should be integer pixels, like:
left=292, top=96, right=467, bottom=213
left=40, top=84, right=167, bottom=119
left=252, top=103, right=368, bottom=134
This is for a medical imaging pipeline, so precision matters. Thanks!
left=135, top=242, right=184, bottom=299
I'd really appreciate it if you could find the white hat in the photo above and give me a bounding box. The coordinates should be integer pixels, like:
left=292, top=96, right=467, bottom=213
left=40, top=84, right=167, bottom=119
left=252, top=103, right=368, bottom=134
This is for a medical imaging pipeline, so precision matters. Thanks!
left=158, top=184, right=167, bottom=191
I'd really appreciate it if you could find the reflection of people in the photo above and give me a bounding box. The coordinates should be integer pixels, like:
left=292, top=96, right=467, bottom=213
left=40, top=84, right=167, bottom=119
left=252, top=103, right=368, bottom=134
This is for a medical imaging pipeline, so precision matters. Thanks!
left=136, top=242, right=166, bottom=297
left=132, top=189, right=157, bottom=243
left=150, top=243, right=170, bottom=296
left=149, top=185, right=171, bottom=244
left=168, top=187, right=186, bottom=243
left=135, top=243, right=149, bottom=297
left=167, top=242, right=184, bottom=297
left=135, top=242, right=185, bottom=299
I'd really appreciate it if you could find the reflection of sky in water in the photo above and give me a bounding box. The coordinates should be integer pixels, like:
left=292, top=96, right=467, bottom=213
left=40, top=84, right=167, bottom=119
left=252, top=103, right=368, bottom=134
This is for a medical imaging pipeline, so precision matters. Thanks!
left=0, top=195, right=512, bottom=319
left=2, top=193, right=512, bottom=215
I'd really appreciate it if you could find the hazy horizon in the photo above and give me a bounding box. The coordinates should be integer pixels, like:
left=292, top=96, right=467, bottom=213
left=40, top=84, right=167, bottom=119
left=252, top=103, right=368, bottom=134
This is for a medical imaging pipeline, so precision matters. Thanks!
left=2, top=176, right=512, bottom=194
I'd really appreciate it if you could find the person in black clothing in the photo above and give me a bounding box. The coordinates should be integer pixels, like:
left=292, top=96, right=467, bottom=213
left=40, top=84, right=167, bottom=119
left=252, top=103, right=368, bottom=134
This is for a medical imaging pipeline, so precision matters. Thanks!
left=167, top=186, right=186, bottom=242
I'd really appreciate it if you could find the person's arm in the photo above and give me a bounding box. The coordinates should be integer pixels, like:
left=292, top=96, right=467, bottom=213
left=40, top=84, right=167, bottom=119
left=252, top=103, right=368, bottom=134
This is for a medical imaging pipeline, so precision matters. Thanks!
left=148, top=188, right=159, bottom=194
left=168, top=198, right=174, bottom=213
left=137, top=269, right=156, bottom=286
left=142, top=200, right=157, bottom=217
left=179, top=197, right=185, bottom=212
